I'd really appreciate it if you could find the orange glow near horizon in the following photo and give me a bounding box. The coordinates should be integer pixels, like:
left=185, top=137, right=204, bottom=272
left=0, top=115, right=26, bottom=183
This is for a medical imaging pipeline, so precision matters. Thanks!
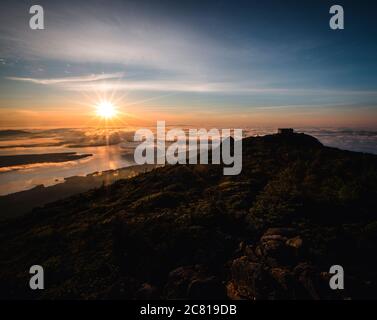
left=1, top=100, right=377, bottom=129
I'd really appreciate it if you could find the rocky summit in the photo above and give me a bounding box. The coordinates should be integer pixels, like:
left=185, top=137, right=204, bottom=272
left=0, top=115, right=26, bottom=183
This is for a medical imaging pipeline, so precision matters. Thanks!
left=1, top=132, right=377, bottom=299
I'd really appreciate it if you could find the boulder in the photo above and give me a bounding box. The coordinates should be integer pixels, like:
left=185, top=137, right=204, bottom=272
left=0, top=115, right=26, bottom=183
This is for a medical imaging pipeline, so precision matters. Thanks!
left=286, top=236, right=303, bottom=249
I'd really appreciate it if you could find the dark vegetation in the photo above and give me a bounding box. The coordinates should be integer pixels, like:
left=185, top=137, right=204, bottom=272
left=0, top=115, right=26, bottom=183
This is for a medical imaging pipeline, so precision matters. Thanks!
left=1, top=133, right=377, bottom=299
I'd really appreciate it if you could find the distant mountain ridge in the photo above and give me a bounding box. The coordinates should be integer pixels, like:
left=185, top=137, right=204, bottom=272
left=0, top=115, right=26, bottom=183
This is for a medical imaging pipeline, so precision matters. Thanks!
left=0, top=129, right=30, bottom=137
left=1, top=132, right=377, bottom=299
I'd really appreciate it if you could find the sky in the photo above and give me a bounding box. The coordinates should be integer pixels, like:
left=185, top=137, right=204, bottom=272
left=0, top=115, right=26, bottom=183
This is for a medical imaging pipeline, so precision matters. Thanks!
left=0, top=0, right=377, bottom=128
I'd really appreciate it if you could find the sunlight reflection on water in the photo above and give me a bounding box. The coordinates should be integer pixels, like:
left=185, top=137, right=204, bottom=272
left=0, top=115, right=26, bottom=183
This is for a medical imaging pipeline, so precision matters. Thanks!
left=0, top=144, right=133, bottom=195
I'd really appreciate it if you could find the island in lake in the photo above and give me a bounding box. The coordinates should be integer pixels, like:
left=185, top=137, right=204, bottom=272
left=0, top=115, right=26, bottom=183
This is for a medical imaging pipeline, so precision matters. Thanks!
left=0, top=152, right=92, bottom=168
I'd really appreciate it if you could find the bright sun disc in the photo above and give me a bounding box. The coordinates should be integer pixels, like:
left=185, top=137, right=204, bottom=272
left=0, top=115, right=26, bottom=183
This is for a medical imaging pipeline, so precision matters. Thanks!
left=96, top=101, right=117, bottom=119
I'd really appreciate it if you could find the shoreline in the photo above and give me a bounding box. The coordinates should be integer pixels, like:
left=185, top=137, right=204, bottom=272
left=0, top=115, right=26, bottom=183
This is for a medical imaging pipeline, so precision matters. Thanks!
left=0, top=163, right=159, bottom=220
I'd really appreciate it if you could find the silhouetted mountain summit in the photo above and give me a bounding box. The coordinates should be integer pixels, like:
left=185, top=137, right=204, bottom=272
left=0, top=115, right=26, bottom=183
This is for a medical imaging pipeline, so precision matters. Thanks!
left=246, top=131, right=323, bottom=148
left=1, top=132, right=377, bottom=299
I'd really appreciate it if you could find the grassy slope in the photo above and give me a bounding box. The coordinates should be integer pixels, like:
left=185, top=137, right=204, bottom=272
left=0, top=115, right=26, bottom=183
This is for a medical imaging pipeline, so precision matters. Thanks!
left=1, top=133, right=377, bottom=299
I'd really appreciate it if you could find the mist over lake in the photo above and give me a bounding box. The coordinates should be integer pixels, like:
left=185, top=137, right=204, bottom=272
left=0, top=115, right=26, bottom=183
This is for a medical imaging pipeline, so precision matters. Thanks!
left=0, top=127, right=376, bottom=196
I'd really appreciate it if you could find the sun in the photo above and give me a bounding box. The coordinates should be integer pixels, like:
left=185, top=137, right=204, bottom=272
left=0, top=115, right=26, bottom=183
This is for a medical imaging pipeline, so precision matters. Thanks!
left=95, top=101, right=117, bottom=119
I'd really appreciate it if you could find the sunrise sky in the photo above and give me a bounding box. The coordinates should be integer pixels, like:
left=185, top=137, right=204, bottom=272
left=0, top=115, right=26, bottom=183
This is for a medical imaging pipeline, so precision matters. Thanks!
left=0, top=0, right=377, bottom=128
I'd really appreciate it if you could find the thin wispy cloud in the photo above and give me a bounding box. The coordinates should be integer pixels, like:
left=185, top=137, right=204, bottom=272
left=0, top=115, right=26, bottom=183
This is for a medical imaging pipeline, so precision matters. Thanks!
left=0, top=1, right=325, bottom=86
left=7, top=75, right=377, bottom=98
left=6, top=73, right=124, bottom=85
